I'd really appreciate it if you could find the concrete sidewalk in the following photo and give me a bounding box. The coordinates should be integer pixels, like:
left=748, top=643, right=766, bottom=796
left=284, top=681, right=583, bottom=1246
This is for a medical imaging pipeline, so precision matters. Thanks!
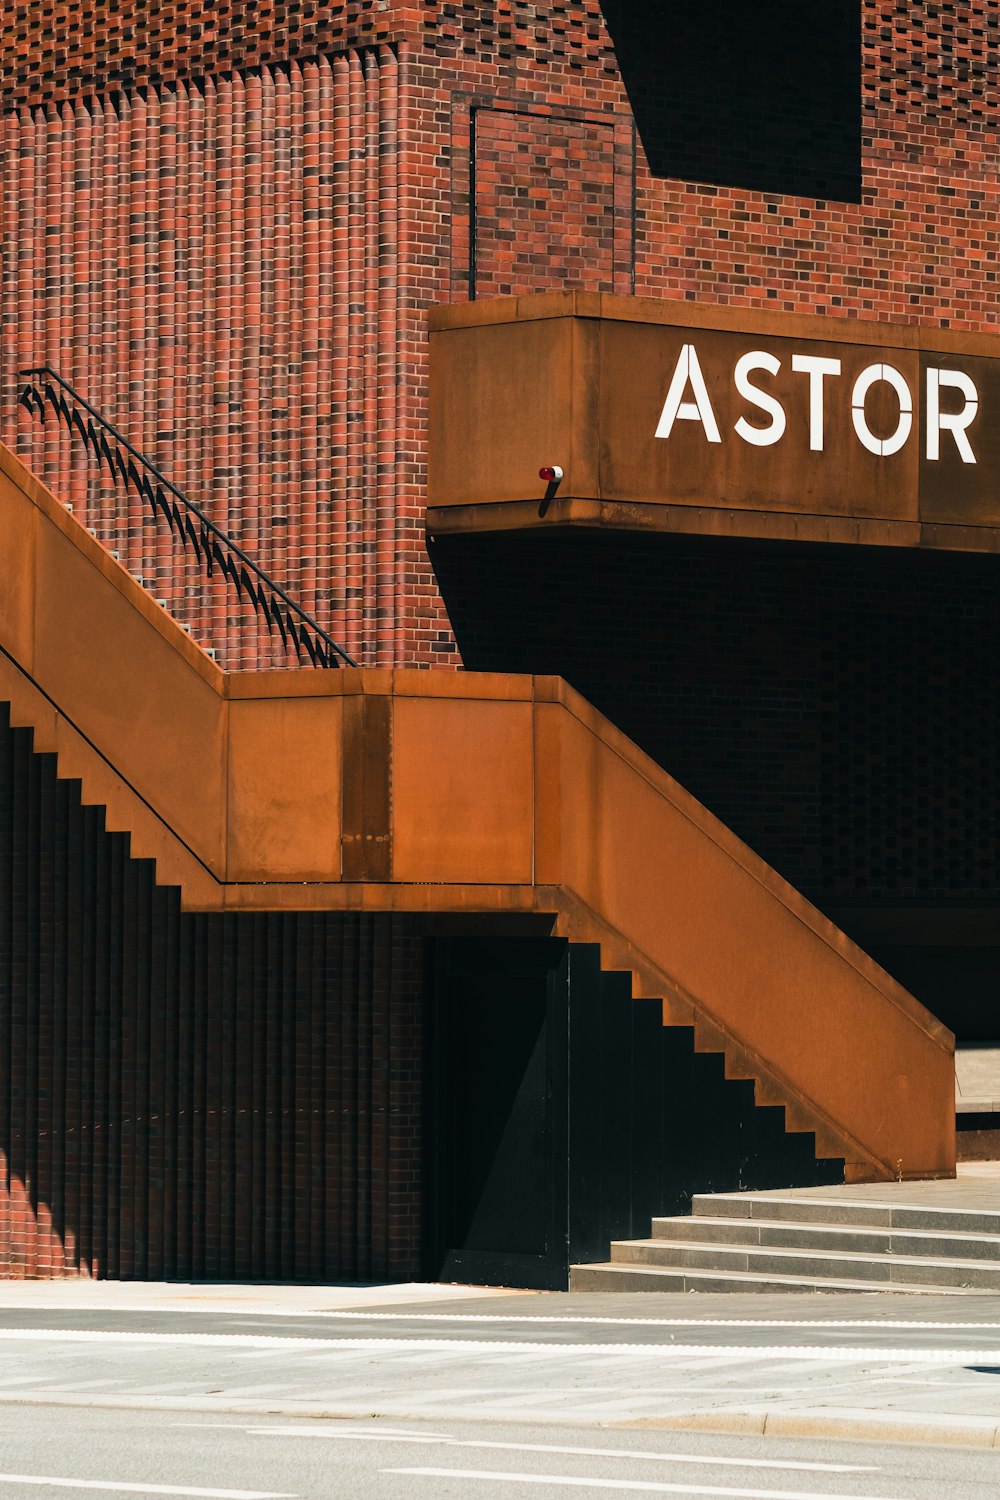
left=0, top=1278, right=524, bottom=1316
left=2, top=1281, right=1000, bottom=1449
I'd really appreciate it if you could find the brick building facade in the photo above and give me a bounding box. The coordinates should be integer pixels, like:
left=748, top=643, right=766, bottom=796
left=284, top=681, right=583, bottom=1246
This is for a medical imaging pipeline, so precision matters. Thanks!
left=0, top=3, right=992, bottom=1278
left=7, top=3, right=999, bottom=670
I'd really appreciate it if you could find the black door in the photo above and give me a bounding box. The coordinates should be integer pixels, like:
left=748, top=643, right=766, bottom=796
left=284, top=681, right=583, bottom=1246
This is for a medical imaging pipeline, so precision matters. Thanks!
left=424, top=937, right=569, bottom=1290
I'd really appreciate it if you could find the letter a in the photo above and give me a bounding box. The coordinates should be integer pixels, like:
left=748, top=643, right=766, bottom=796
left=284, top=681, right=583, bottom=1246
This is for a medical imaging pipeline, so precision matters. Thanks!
left=655, top=344, right=722, bottom=444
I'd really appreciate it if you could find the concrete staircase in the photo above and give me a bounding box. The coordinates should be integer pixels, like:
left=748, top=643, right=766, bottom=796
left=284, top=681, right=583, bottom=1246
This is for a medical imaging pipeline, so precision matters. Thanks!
left=571, top=1179, right=1000, bottom=1294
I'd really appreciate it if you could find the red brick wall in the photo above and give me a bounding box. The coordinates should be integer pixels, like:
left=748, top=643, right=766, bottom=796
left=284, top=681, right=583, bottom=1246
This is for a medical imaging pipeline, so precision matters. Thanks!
left=0, top=706, right=424, bottom=1280
left=416, top=2, right=1000, bottom=324
left=470, top=110, right=619, bottom=298
left=1, top=52, right=415, bottom=669
left=3, top=4, right=1000, bottom=669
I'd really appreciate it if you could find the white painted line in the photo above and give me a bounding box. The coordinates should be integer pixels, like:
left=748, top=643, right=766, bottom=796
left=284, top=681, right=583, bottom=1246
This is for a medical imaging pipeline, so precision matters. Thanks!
left=0, top=1331, right=314, bottom=1351
left=238, top=1427, right=875, bottom=1473
left=0, top=1328, right=995, bottom=1363
left=383, top=1469, right=896, bottom=1499
left=0, top=1478, right=293, bottom=1499
left=323, top=1311, right=1000, bottom=1332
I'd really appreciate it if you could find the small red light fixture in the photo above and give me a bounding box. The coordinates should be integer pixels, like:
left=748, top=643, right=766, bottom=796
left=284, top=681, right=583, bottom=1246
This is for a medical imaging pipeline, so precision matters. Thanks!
left=539, top=465, right=564, bottom=484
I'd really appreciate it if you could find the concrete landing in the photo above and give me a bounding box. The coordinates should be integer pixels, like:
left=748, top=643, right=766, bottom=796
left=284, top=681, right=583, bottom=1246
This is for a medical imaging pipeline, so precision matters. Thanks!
left=708, top=1159, right=1000, bottom=1213
left=956, top=1047, right=1000, bottom=1159
left=956, top=1045, right=1000, bottom=1114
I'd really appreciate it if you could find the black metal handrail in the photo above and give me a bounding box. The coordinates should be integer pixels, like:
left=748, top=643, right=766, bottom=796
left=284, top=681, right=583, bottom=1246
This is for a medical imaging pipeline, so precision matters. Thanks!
left=17, top=366, right=357, bottom=669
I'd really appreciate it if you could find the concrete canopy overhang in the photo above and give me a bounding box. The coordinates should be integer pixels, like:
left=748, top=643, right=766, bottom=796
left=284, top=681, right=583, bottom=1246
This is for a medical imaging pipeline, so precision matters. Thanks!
left=428, top=293, right=1000, bottom=555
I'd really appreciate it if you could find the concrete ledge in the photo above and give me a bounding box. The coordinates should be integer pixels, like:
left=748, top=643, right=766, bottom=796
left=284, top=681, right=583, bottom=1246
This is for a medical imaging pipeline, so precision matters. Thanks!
left=3, top=1390, right=1000, bottom=1449
left=634, top=1406, right=1000, bottom=1450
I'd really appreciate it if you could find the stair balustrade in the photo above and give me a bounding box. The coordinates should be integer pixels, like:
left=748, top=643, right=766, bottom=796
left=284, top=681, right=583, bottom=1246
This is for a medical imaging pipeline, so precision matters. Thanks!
left=17, top=366, right=356, bottom=670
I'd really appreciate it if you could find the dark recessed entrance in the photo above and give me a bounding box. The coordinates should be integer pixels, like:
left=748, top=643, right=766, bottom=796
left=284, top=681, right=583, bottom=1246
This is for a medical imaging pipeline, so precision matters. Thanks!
left=424, top=938, right=568, bottom=1289
left=431, top=527, right=1000, bottom=1042
left=423, top=936, right=841, bottom=1289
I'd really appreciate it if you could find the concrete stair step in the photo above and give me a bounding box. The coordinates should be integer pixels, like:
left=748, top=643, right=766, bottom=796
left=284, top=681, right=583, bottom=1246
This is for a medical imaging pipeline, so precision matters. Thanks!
left=652, top=1213, right=1000, bottom=1261
left=569, top=1261, right=985, bottom=1295
left=607, top=1236, right=1000, bottom=1289
left=691, top=1191, right=1000, bottom=1237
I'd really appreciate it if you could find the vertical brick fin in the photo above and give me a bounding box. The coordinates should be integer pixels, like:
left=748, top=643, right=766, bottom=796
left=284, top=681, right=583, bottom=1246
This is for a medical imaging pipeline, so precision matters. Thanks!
left=376, top=46, right=400, bottom=664
left=0, top=704, right=422, bottom=1281
left=1, top=49, right=403, bottom=670
left=1, top=2, right=410, bottom=110
left=341, top=694, right=394, bottom=883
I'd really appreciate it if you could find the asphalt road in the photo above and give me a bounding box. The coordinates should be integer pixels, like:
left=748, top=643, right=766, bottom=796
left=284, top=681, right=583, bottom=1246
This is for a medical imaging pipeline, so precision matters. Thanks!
left=3, top=1291, right=1000, bottom=1495
left=0, top=1404, right=999, bottom=1500
left=10, top=1288, right=1000, bottom=1347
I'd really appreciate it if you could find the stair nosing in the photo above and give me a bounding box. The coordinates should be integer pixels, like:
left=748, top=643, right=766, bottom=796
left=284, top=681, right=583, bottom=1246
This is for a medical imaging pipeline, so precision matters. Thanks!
left=571, top=1262, right=985, bottom=1293
left=693, top=1193, right=1000, bottom=1220
left=613, top=1237, right=1000, bottom=1272
left=652, top=1214, right=1000, bottom=1248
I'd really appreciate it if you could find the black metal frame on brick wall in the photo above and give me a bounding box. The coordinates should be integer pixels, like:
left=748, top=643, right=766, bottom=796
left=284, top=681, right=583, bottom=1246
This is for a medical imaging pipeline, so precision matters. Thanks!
left=449, top=93, right=637, bottom=301
left=18, top=366, right=357, bottom=669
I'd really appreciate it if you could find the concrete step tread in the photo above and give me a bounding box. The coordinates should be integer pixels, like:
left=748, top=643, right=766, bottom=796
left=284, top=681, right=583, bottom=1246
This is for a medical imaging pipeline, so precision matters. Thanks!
left=652, top=1213, right=1000, bottom=1249
left=570, top=1262, right=985, bottom=1294
left=615, top=1236, right=1000, bottom=1272
left=691, top=1192, right=1000, bottom=1231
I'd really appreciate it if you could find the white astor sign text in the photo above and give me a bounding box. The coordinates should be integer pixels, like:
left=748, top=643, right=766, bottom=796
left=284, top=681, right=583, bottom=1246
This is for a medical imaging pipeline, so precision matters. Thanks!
left=655, top=342, right=980, bottom=462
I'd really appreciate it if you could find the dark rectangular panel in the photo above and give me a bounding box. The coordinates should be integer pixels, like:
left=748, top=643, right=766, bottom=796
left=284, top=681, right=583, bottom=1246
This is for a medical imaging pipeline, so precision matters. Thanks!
left=600, top=0, right=861, bottom=201
left=628, top=995, right=665, bottom=1240
left=427, top=937, right=570, bottom=1289
left=597, top=968, right=633, bottom=1249
left=342, top=694, right=393, bottom=882
left=567, top=943, right=605, bottom=1266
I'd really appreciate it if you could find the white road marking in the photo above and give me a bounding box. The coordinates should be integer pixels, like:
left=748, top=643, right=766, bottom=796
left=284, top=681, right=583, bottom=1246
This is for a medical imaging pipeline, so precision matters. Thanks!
left=0, top=1478, right=293, bottom=1499
left=230, top=1426, right=875, bottom=1473
left=323, top=1311, right=1000, bottom=1332
left=384, top=1469, right=897, bottom=1499
left=0, top=1328, right=993, bottom=1363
